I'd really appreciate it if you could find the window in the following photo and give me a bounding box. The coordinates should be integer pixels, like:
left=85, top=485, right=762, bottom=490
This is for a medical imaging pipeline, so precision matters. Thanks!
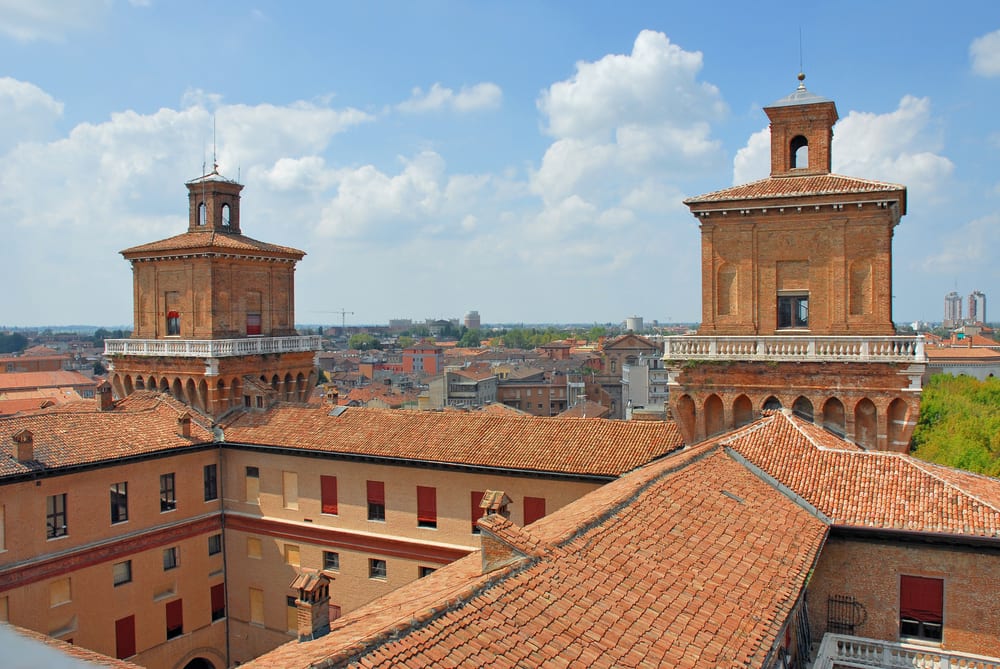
left=777, top=293, right=809, bottom=329
left=282, top=471, right=299, bottom=510
left=900, top=575, right=943, bottom=641
left=524, top=497, right=546, bottom=525
left=471, top=491, right=486, bottom=534
left=210, top=583, right=226, bottom=621
left=160, top=473, right=176, bottom=512
left=286, top=595, right=298, bottom=633
left=367, top=481, right=385, bottom=522
left=419, top=566, right=436, bottom=578
left=115, top=615, right=135, bottom=659
left=110, top=482, right=128, bottom=524
left=417, top=486, right=437, bottom=528
left=247, top=537, right=262, bottom=559
left=165, top=599, right=183, bottom=639
left=50, top=578, right=71, bottom=607
left=163, top=546, right=179, bottom=571
left=246, top=313, right=262, bottom=335
left=47, top=493, right=68, bottom=538
left=166, top=311, right=180, bottom=336
left=113, top=560, right=132, bottom=586
left=0, top=504, right=4, bottom=550
left=249, top=588, right=264, bottom=624
left=321, top=475, right=338, bottom=515
left=208, top=534, right=222, bottom=556
left=369, top=558, right=387, bottom=580
left=246, top=466, right=260, bottom=504
left=203, top=464, right=218, bottom=501
left=323, top=551, right=340, bottom=571
left=284, top=544, right=300, bottom=567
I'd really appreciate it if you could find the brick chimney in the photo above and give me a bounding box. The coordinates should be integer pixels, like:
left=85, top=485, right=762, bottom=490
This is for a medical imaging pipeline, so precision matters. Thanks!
left=96, top=380, right=114, bottom=411
left=177, top=412, right=192, bottom=438
left=12, top=429, right=33, bottom=462
left=290, top=570, right=332, bottom=641
left=479, top=490, right=512, bottom=520
left=324, top=384, right=339, bottom=406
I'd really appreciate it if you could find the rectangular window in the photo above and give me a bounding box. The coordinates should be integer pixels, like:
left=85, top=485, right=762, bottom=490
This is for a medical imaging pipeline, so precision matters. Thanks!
left=166, top=310, right=180, bottom=336
left=419, top=566, right=436, bottom=578
left=47, top=493, right=68, bottom=538
left=247, top=537, right=262, bottom=559
left=165, top=599, right=183, bottom=639
left=286, top=595, right=298, bottom=633
left=113, top=560, right=132, bottom=586
left=323, top=551, right=340, bottom=571
left=249, top=587, right=264, bottom=624
left=50, top=577, right=71, bottom=607
left=115, top=615, right=136, bottom=659
left=417, top=486, right=437, bottom=528
left=160, top=473, right=176, bottom=512
left=777, top=293, right=809, bottom=329
left=210, top=583, right=226, bottom=621
left=208, top=534, right=222, bottom=556
left=246, top=313, right=262, bottom=336
left=245, top=466, right=260, bottom=504
left=471, top=491, right=485, bottom=534
left=284, top=544, right=300, bottom=567
left=0, top=504, right=4, bottom=550
left=524, top=496, right=546, bottom=525
left=203, top=464, right=218, bottom=501
left=367, top=480, right=385, bottom=521
left=282, top=471, right=299, bottom=510
left=369, top=558, right=387, bottom=580
left=320, top=475, right=338, bottom=515
left=163, top=546, right=179, bottom=571
left=110, top=482, right=128, bottom=524
left=900, top=575, right=944, bottom=641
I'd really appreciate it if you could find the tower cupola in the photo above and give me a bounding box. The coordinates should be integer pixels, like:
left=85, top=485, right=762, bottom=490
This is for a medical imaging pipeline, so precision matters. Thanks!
left=186, top=165, right=243, bottom=234
left=763, top=73, right=839, bottom=177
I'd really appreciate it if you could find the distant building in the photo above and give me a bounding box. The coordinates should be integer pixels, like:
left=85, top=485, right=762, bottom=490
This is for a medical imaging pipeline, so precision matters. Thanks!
left=387, top=318, right=412, bottom=332
left=969, top=290, right=987, bottom=324
left=624, top=315, right=643, bottom=332
left=944, top=291, right=962, bottom=328
left=402, top=344, right=443, bottom=376
left=463, top=311, right=481, bottom=330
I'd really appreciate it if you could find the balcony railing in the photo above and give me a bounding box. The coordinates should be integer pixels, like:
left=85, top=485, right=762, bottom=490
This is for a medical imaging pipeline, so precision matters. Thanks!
left=105, top=336, right=323, bottom=358
left=663, top=335, right=925, bottom=364
left=814, top=633, right=1000, bottom=669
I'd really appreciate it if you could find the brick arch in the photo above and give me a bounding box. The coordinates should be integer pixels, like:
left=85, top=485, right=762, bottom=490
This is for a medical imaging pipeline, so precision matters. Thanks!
left=284, top=373, right=294, bottom=401
left=733, top=394, right=753, bottom=427
left=854, top=398, right=878, bottom=450
left=158, top=378, right=170, bottom=393
left=887, top=398, right=911, bottom=452
left=185, top=378, right=198, bottom=411
left=296, top=372, right=307, bottom=402
left=792, top=396, right=814, bottom=422
left=135, top=376, right=146, bottom=390
left=112, top=373, right=126, bottom=399
left=123, top=375, right=134, bottom=396
left=762, top=395, right=783, bottom=411
left=821, top=397, right=846, bottom=436
left=171, top=378, right=184, bottom=401
left=704, top=394, right=725, bottom=437
left=675, top=394, right=696, bottom=443
left=230, top=377, right=243, bottom=407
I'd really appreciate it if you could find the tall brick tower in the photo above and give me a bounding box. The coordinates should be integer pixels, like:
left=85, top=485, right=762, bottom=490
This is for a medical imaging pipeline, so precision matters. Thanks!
left=105, top=166, right=321, bottom=419
left=666, top=75, right=926, bottom=451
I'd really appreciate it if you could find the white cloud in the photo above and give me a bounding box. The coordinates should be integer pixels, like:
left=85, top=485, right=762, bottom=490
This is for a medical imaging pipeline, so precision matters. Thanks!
left=970, top=29, right=1000, bottom=77
left=0, top=0, right=110, bottom=42
left=920, top=213, right=1000, bottom=275
left=0, top=77, right=64, bottom=153
left=396, top=82, right=502, bottom=113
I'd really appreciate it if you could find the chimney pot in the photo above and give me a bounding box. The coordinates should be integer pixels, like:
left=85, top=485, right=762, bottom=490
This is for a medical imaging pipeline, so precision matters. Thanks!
left=13, top=429, right=33, bottom=462
left=97, top=380, right=114, bottom=411
left=178, top=413, right=192, bottom=438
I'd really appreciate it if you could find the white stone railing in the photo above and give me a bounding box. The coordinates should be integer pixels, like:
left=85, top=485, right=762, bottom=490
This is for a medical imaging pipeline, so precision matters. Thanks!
left=814, top=633, right=1000, bottom=669
left=104, top=336, right=323, bottom=358
left=663, top=335, right=925, bottom=364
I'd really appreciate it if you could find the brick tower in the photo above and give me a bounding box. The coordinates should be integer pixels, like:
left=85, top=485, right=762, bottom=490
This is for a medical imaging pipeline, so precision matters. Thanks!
left=105, top=167, right=321, bottom=419
left=666, top=75, right=926, bottom=451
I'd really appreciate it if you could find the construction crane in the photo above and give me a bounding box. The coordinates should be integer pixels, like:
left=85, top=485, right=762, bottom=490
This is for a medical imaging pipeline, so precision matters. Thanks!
left=333, top=309, right=354, bottom=328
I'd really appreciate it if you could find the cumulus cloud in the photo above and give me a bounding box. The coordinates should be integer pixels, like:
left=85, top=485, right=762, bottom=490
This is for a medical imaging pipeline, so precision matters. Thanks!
left=0, top=77, right=64, bottom=153
left=921, top=213, right=1000, bottom=275
left=396, top=82, right=502, bottom=113
left=0, top=0, right=110, bottom=41
left=970, top=29, right=1000, bottom=77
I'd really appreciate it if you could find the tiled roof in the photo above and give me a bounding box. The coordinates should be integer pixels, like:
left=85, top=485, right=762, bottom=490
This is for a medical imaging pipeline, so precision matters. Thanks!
left=222, top=405, right=682, bottom=477
left=557, top=400, right=611, bottom=419
left=725, top=411, right=1000, bottom=537
left=243, top=444, right=827, bottom=668
left=684, top=173, right=906, bottom=206
left=0, top=392, right=214, bottom=479
left=0, top=370, right=97, bottom=392
left=3, top=624, right=143, bottom=668
left=926, top=347, right=1000, bottom=360
left=120, top=230, right=304, bottom=259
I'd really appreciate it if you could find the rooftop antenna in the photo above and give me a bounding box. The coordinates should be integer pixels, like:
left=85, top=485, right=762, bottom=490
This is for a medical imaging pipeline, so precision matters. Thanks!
left=212, top=114, right=218, bottom=173
left=797, top=28, right=806, bottom=90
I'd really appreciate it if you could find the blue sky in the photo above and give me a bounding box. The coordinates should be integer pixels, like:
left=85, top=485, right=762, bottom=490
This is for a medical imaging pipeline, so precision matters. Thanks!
left=1, top=1, right=997, bottom=327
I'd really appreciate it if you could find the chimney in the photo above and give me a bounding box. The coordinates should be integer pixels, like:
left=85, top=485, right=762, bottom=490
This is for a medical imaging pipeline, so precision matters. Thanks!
left=177, top=412, right=192, bottom=438
left=479, top=490, right=512, bottom=520
left=96, top=380, right=114, bottom=411
left=290, top=570, right=332, bottom=641
left=12, top=429, right=33, bottom=462
left=324, top=384, right=339, bottom=406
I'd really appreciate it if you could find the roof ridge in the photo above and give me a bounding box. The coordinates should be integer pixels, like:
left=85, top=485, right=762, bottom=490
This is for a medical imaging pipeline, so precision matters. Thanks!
left=906, top=457, right=1000, bottom=516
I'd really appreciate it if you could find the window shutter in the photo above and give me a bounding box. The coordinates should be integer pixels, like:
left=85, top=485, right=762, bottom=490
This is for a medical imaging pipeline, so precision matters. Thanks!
left=524, top=497, right=546, bottom=525
left=321, top=476, right=338, bottom=515
left=367, top=481, right=385, bottom=505
left=211, top=583, right=225, bottom=613
left=900, top=575, right=943, bottom=622
left=417, top=486, right=437, bottom=525
left=115, top=615, right=136, bottom=659
left=166, top=599, right=183, bottom=630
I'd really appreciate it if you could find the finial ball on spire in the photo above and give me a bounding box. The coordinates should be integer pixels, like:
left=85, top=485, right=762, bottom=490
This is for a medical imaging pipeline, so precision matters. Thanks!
left=798, top=72, right=806, bottom=82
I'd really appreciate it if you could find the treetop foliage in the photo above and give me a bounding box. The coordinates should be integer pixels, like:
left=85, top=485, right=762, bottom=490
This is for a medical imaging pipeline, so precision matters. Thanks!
left=911, top=374, right=1000, bottom=476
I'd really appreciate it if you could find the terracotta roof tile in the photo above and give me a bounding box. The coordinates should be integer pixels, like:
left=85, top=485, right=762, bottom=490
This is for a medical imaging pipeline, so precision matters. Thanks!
left=3, top=624, right=143, bottom=668
left=120, top=230, right=304, bottom=259
left=685, top=173, right=905, bottom=207
left=0, top=370, right=97, bottom=392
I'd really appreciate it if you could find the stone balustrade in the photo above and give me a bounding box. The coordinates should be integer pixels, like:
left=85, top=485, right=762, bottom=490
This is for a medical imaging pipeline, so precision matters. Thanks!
left=813, top=633, right=1000, bottom=669
left=663, top=334, right=925, bottom=364
left=104, top=336, right=323, bottom=358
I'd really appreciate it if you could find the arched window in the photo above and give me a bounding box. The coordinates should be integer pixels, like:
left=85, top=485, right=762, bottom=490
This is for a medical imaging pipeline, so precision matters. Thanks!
left=792, top=396, right=814, bottom=421
left=198, top=202, right=207, bottom=226
left=763, top=396, right=782, bottom=411
left=221, top=203, right=231, bottom=228
left=790, top=135, right=809, bottom=169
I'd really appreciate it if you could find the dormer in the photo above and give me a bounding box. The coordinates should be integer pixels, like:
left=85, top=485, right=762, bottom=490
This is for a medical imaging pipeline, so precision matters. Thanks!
left=764, top=74, right=838, bottom=177
left=186, top=165, right=243, bottom=234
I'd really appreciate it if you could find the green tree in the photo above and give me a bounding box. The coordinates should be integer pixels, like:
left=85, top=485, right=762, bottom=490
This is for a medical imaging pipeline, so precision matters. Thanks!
left=398, top=335, right=416, bottom=349
left=457, top=329, right=482, bottom=348
left=911, top=374, right=1000, bottom=476
left=348, top=333, right=381, bottom=351
left=0, top=333, right=28, bottom=353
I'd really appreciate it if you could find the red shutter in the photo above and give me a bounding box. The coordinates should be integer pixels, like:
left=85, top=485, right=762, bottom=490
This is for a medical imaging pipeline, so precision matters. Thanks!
left=471, top=491, right=485, bottom=531
left=417, top=486, right=437, bottom=525
left=367, top=481, right=385, bottom=505
left=524, top=497, right=546, bottom=525
left=321, top=475, right=338, bottom=515
left=115, top=615, right=135, bottom=659
left=166, top=599, right=183, bottom=630
left=211, top=583, right=226, bottom=616
left=900, top=575, right=943, bottom=623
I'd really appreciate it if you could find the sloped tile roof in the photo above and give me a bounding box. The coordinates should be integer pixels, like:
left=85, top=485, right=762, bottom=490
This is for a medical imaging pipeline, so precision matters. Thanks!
left=222, top=405, right=682, bottom=477
left=0, top=370, right=97, bottom=392
left=120, top=230, right=304, bottom=259
left=684, top=173, right=905, bottom=206
left=726, top=411, right=1000, bottom=537
left=243, top=444, right=827, bottom=668
left=0, top=392, right=214, bottom=479
left=3, top=624, right=144, bottom=668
